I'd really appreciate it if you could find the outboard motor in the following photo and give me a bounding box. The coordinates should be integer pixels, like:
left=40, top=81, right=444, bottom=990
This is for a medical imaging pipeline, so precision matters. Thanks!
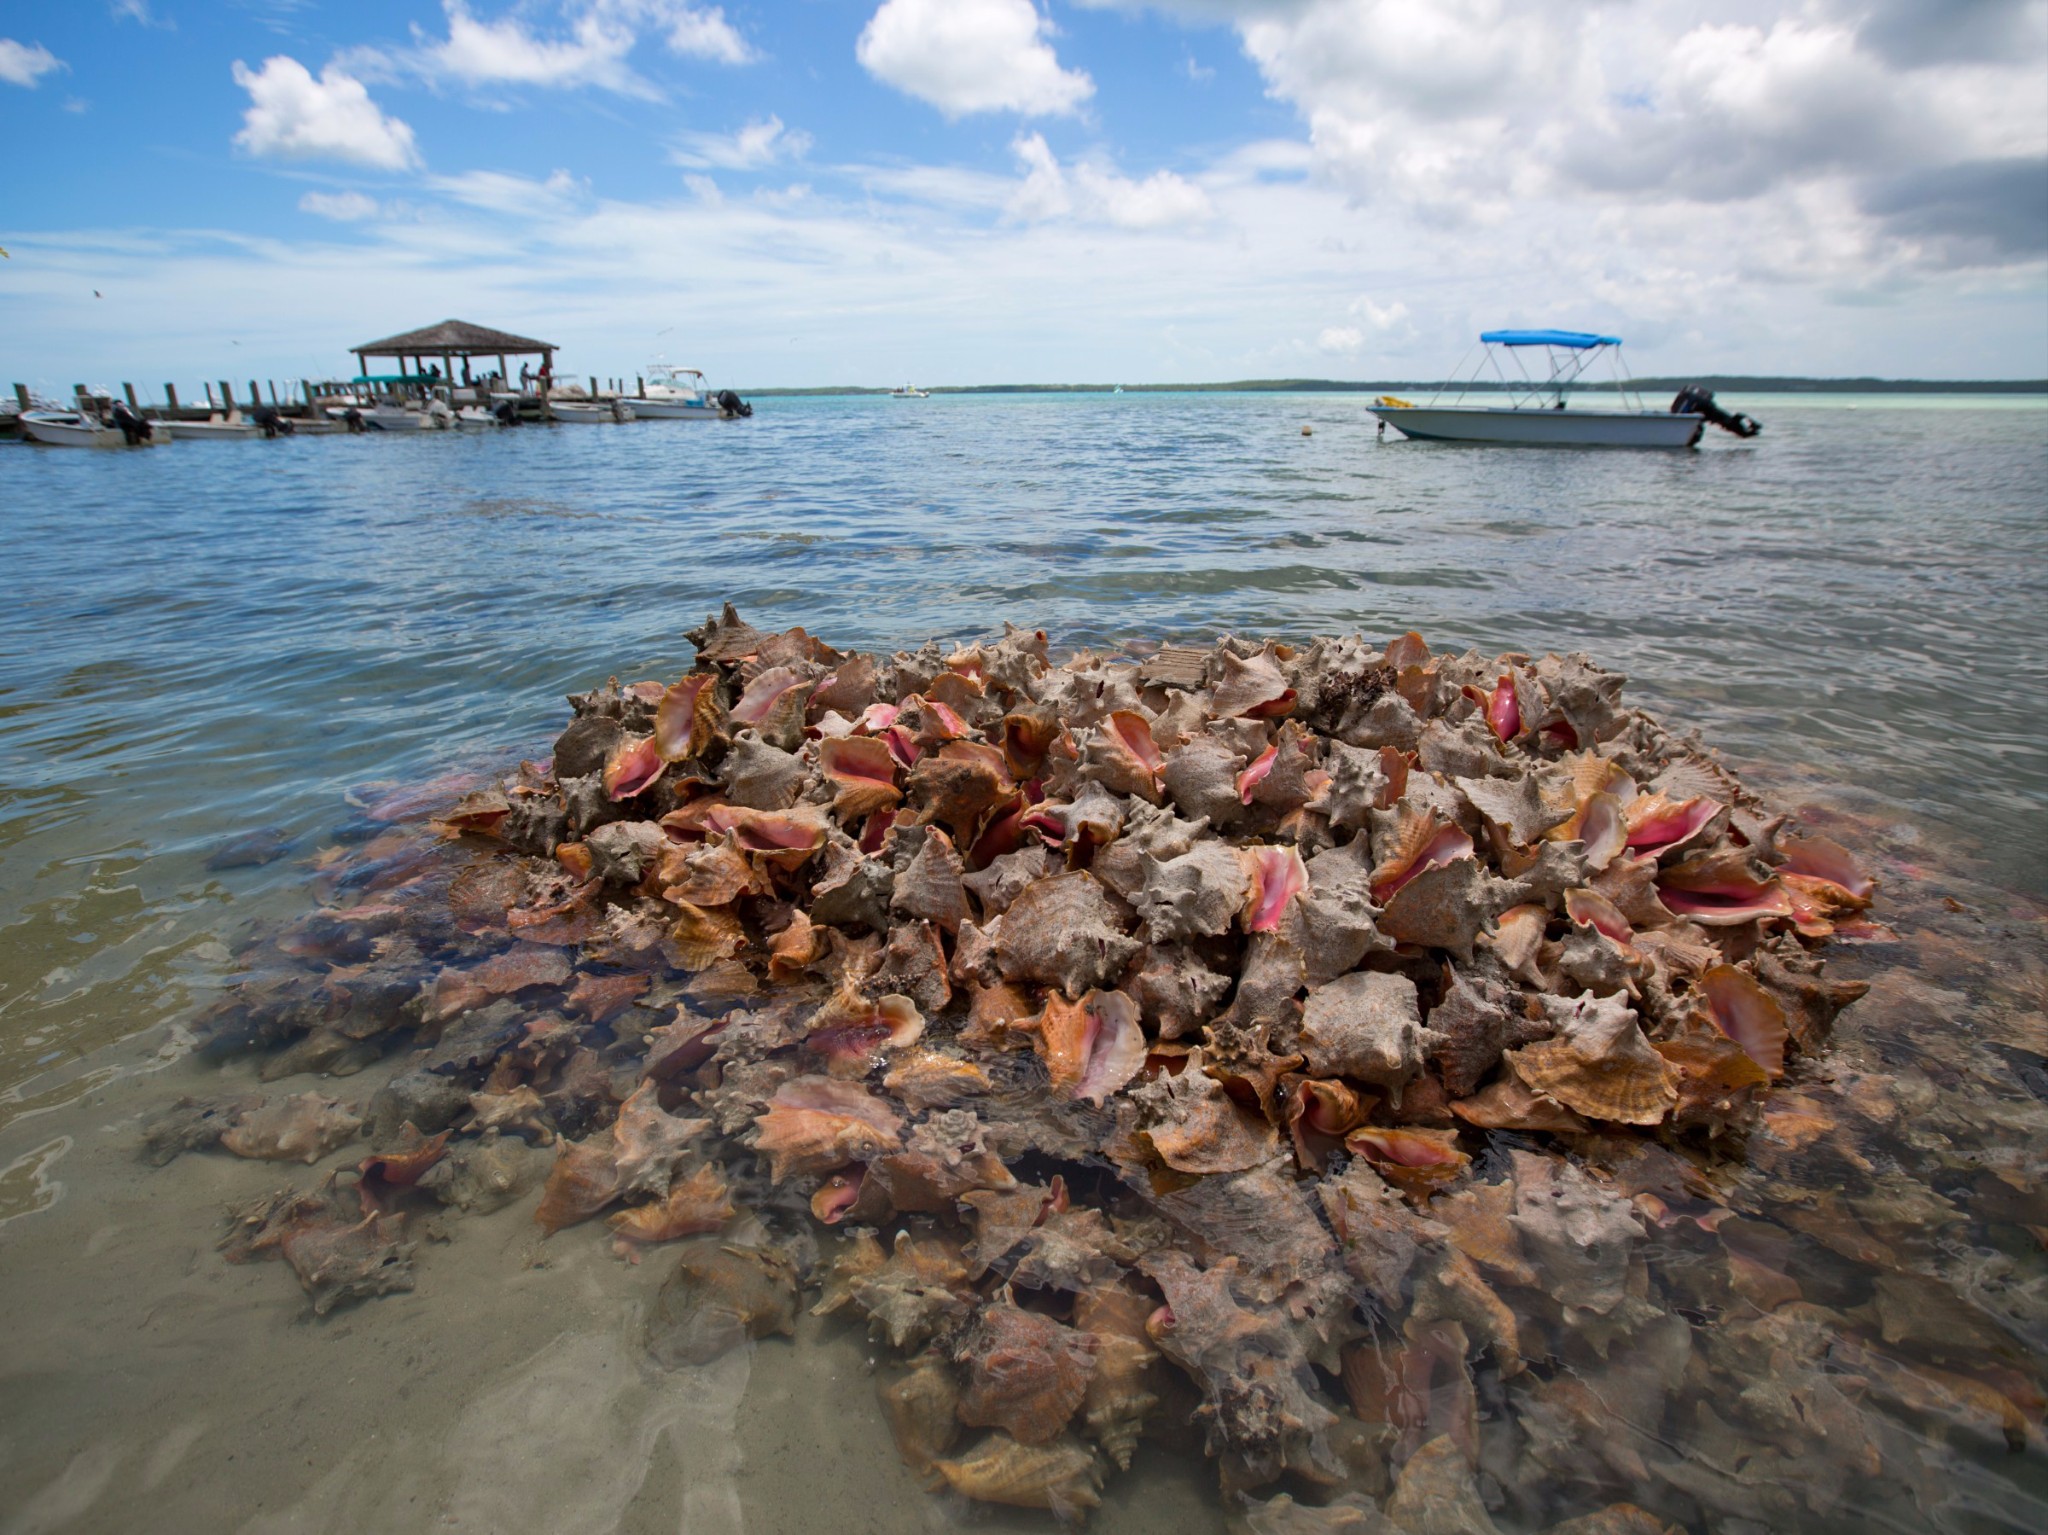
left=251, top=403, right=292, bottom=439
left=343, top=407, right=366, bottom=434
left=1670, top=385, right=1761, bottom=439
left=493, top=399, right=521, bottom=426
left=109, top=400, right=151, bottom=445
left=715, top=389, right=752, bottom=419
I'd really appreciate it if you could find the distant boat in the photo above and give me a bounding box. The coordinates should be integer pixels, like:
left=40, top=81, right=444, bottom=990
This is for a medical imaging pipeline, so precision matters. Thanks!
left=888, top=384, right=930, bottom=399
left=1112, top=385, right=1124, bottom=395
left=19, top=406, right=170, bottom=448
left=1366, top=330, right=1761, bottom=448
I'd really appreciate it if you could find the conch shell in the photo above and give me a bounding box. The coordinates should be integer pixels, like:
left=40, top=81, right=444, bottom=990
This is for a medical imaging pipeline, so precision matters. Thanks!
left=956, top=1303, right=1098, bottom=1445
left=751, top=1076, right=903, bottom=1181
left=1507, top=993, right=1676, bottom=1127
left=933, top=1434, right=1103, bottom=1518
left=1024, top=989, right=1147, bottom=1105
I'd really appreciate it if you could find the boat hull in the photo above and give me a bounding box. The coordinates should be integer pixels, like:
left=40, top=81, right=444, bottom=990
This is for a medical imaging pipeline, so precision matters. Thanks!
left=632, top=398, right=721, bottom=419
left=1371, top=405, right=1704, bottom=448
left=167, top=421, right=261, bottom=441
left=549, top=402, right=636, bottom=423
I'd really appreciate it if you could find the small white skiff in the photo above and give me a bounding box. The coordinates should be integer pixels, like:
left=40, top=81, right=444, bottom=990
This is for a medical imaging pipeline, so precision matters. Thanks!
left=167, top=416, right=261, bottom=441
left=1367, top=331, right=1761, bottom=449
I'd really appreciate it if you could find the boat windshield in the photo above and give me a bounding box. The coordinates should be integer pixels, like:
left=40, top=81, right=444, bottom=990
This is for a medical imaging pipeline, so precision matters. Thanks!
left=1428, top=334, right=1649, bottom=412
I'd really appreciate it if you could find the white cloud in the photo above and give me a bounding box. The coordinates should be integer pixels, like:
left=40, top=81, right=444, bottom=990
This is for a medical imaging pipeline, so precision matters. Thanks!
left=231, top=56, right=421, bottom=170
left=429, top=168, right=586, bottom=217
left=397, top=1, right=752, bottom=97
left=858, top=0, right=1094, bottom=118
left=1007, top=133, right=1215, bottom=228
left=0, top=39, right=64, bottom=88
left=1316, top=326, right=1361, bottom=354
left=672, top=115, right=811, bottom=170
left=299, top=190, right=383, bottom=221
left=1090, top=0, right=2048, bottom=278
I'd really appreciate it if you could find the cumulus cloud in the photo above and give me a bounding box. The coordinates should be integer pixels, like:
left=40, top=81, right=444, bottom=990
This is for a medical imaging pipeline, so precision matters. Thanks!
left=1091, top=0, right=2048, bottom=275
left=1007, top=133, right=1214, bottom=228
left=388, top=1, right=751, bottom=97
left=0, top=39, right=64, bottom=87
left=299, top=189, right=383, bottom=221
left=671, top=115, right=811, bottom=170
left=232, top=56, right=421, bottom=170
left=859, top=0, right=1094, bottom=117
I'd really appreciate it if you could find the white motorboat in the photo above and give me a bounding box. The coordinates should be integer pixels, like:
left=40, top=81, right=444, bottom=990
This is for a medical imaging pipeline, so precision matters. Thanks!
left=549, top=399, right=636, bottom=423
left=453, top=406, right=501, bottom=428
left=325, top=402, right=447, bottom=431
left=167, top=415, right=261, bottom=441
left=1366, top=331, right=1760, bottom=448
left=888, top=384, right=930, bottom=398
left=18, top=407, right=170, bottom=448
left=637, top=365, right=720, bottom=419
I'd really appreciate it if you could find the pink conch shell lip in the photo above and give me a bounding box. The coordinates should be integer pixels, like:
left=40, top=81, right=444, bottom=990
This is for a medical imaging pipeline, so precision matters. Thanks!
left=858, top=702, right=900, bottom=733
left=883, top=725, right=921, bottom=768
left=1370, top=820, right=1474, bottom=904
left=1486, top=675, right=1520, bottom=742
left=1109, top=710, right=1164, bottom=776
left=1625, top=794, right=1722, bottom=856
left=1344, top=1126, right=1464, bottom=1168
left=1240, top=845, right=1308, bottom=932
left=920, top=696, right=970, bottom=740
left=1698, top=964, right=1789, bottom=1078
left=731, top=666, right=814, bottom=725
left=1235, top=744, right=1278, bottom=805
left=654, top=673, right=720, bottom=762
left=1564, top=887, right=1633, bottom=944
left=1656, top=867, right=1794, bottom=925
left=810, top=1168, right=866, bottom=1224
left=806, top=993, right=925, bottom=1067
left=1073, top=991, right=1146, bottom=1105
left=700, top=806, right=830, bottom=864
left=602, top=735, right=666, bottom=801
left=1778, top=835, right=1876, bottom=902
left=1559, top=790, right=1628, bottom=871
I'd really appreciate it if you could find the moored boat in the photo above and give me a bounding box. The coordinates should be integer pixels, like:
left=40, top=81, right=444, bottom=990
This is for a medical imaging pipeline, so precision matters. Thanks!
left=888, top=384, right=930, bottom=398
left=1367, top=330, right=1761, bottom=448
left=19, top=406, right=171, bottom=448
left=167, top=415, right=261, bottom=441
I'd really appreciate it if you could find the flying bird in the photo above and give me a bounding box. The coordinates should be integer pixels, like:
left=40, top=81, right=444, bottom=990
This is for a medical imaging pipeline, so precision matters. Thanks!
left=94, top=289, right=102, bottom=298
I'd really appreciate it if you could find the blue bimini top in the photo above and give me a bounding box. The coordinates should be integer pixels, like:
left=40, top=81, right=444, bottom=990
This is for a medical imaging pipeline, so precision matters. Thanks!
left=1479, top=329, right=1622, bottom=349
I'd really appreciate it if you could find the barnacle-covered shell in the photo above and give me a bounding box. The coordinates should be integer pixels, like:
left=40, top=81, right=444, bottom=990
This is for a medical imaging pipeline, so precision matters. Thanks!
left=956, top=1303, right=1099, bottom=1445
left=990, top=871, right=1138, bottom=997
left=1507, top=1149, right=1641, bottom=1318
left=1379, top=856, right=1514, bottom=960
left=1297, top=970, right=1436, bottom=1089
left=1139, top=1055, right=1281, bottom=1174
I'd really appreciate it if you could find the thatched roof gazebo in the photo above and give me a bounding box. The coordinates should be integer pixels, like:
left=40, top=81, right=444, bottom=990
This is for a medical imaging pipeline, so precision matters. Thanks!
left=350, top=319, right=557, bottom=385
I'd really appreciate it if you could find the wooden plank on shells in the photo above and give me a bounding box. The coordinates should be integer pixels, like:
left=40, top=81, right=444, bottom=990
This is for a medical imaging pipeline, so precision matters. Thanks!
left=1139, top=646, right=1209, bottom=690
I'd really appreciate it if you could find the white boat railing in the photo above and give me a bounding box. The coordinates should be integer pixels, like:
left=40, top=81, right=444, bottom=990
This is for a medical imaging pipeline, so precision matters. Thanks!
left=1429, top=337, right=1654, bottom=413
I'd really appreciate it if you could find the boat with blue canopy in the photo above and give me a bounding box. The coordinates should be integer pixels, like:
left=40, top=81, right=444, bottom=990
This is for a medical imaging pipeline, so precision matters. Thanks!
left=1367, top=330, right=1760, bottom=448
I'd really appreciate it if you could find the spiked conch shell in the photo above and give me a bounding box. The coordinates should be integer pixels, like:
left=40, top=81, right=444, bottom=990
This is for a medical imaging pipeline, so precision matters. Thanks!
left=1343, top=1125, right=1470, bottom=1197
left=956, top=1304, right=1099, bottom=1446
left=1657, top=850, right=1793, bottom=926
left=602, top=735, right=666, bottom=801
left=805, top=990, right=926, bottom=1075
left=1239, top=844, right=1310, bottom=933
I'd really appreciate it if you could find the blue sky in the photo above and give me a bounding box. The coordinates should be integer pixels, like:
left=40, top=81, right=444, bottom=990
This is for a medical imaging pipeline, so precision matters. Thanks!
left=2, top=1, right=2044, bottom=390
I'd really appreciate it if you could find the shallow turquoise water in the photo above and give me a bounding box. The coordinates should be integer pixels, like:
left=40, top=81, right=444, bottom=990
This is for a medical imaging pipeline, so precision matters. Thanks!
left=0, top=391, right=2045, bottom=1532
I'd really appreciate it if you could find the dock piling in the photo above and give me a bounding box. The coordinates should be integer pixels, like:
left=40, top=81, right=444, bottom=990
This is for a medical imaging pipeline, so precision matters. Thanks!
left=219, top=381, right=235, bottom=415
left=13, top=384, right=29, bottom=412
left=165, top=384, right=180, bottom=413
left=123, top=383, right=139, bottom=411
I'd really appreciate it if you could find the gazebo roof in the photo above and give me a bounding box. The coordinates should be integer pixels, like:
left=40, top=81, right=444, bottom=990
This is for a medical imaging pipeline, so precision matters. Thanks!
left=352, top=319, right=557, bottom=357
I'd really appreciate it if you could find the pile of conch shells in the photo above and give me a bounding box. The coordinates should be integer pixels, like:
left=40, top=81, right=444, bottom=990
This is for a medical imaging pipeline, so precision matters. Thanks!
left=177, top=606, right=1906, bottom=1527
